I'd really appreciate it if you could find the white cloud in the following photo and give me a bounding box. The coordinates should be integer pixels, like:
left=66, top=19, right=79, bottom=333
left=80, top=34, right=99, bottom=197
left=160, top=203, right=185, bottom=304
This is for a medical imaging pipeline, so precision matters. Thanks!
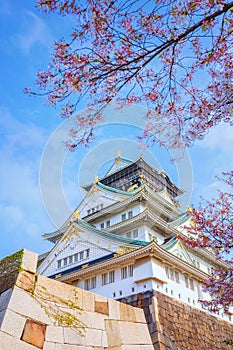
left=196, top=122, right=233, bottom=153
left=15, top=10, right=52, bottom=54
left=0, top=107, right=55, bottom=257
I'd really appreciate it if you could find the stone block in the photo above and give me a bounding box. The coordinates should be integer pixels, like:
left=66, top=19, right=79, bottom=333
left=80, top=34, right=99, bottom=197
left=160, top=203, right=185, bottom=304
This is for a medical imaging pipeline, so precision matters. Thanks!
left=82, top=290, right=95, bottom=312
left=0, top=331, right=39, bottom=350
left=0, top=288, right=12, bottom=312
left=45, top=325, right=64, bottom=343
left=43, top=342, right=56, bottom=350
left=8, top=286, right=51, bottom=324
left=16, top=270, right=36, bottom=292
left=21, top=249, right=38, bottom=273
left=35, top=275, right=82, bottom=310
left=134, top=308, right=147, bottom=323
left=95, top=301, right=109, bottom=315
left=89, top=311, right=105, bottom=330
left=63, top=326, right=86, bottom=345
left=55, top=344, right=80, bottom=350
left=108, top=299, right=120, bottom=320
left=121, top=346, right=141, bottom=350
left=105, top=319, right=122, bottom=347
left=140, top=345, right=156, bottom=350
left=101, top=330, right=108, bottom=347
left=0, top=309, right=6, bottom=327
left=94, top=294, right=108, bottom=303
left=77, top=310, right=91, bottom=327
left=85, top=328, right=103, bottom=347
left=21, top=319, right=46, bottom=349
left=119, top=322, right=152, bottom=345
left=120, top=303, right=136, bottom=322
left=0, top=308, right=26, bottom=338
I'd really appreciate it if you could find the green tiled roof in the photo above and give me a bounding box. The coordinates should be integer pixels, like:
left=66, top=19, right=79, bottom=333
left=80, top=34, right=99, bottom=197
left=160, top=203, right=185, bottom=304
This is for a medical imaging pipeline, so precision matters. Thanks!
left=96, top=181, right=137, bottom=196
left=43, top=217, right=148, bottom=247
left=170, top=212, right=190, bottom=227
left=162, top=236, right=179, bottom=250
left=78, top=218, right=148, bottom=246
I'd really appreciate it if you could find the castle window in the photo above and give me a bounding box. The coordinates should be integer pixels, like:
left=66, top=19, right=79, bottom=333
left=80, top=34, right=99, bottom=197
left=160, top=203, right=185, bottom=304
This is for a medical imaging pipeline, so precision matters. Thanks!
left=86, top=249, right=90, bottom=258
left=100, top=223, right=104, bottom=229
left=119, top=291, right=122, bottom=296
left=113, top=292, right=116, bottom=298
left=121, top=266, right=128, bottom=279
left=69, top=256, right=73, bottom=264
left=185, top=276, right=195, bottom=291
left=189, top=278, right=194, bottom=291
left=128, top=211, right=133, bottom=219
left=79, top=251, right=84, bottom=260
left=126, top=231, right=132, bottom=238
left=57, top=260, right=62, bottom=269
left=92, top=208, right=95, bottom=213
left=132, top=287, right=135, bottom=292
left=109, top=271, right=115, bottom=283
left=85, top=277, right=96, bottom=290
left=87, top=209, right=91, bottom=215
left=63, top=258, right=68, bottom=266
left=106, top=220, right=110, bottom=227
left=102, top=273, right=108, bottom=285
left=128, top=264, right=134, bottom=277
left=84, top=279, right=90, bottom=290
left=74, top=253, right=79, bottom=262
left=175, top=271, right=180, bottom=283
left=91, top=277, right=96, bottom=289
left=121, top=213, right=126, bottom=221
left=133, top=229, right=138, bottom=238
left=165, top=266, right=179, bottom=283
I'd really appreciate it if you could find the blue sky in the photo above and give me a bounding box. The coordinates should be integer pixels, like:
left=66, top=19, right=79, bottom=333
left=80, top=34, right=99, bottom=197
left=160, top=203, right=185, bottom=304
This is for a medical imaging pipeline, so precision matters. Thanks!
left=0, top=1, right=232, bottom=259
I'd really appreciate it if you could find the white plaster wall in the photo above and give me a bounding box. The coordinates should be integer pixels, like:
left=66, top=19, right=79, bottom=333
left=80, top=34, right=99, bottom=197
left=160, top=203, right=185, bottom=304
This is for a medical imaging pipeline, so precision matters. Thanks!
left=95, top=204, right=143, bottom=229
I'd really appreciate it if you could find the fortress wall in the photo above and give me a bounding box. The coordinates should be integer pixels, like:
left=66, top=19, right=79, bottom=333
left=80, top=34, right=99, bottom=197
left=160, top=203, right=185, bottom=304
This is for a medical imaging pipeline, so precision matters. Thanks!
left=119, top=290, right=233, bottom=350
left=0, top=249, right=153, bottom=350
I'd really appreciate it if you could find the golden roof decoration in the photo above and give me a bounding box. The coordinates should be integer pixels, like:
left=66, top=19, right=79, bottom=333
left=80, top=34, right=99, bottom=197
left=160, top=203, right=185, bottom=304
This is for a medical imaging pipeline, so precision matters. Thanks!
left=114, top=246, right=137, bottom=257
left=71, top=210, right=80, bottom=222
left=93, top=176, right=99, bottom=184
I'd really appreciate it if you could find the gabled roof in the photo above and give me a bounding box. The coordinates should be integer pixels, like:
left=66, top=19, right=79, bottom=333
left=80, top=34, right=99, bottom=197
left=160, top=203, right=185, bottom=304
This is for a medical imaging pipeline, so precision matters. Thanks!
left=104, top=152, right=133, bottom=176
left=170, top=212, right=190, bottom=227
left=43, top=217, right=148, bottom=246
left=76, top=218, right=147, bottom=246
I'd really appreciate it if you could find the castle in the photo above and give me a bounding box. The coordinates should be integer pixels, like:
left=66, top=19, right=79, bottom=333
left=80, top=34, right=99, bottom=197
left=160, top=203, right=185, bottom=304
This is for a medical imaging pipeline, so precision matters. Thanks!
left=38, top=152, right=232, bottom=323
left=0, top=152, right=233, bottom=350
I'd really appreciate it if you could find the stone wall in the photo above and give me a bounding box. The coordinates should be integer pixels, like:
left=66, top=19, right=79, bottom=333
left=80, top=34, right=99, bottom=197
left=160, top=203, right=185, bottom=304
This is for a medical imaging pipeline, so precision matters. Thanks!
left=119, top=290, right=233, bottom=350
left=0, top=249, right=24, bottom=294
left=0, top=249, right=153, bottom=350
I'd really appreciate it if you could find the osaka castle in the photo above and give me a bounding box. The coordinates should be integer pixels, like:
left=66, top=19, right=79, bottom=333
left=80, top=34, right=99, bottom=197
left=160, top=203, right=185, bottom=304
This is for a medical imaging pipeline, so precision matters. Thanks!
left=37, top=152, right=232, bottom=323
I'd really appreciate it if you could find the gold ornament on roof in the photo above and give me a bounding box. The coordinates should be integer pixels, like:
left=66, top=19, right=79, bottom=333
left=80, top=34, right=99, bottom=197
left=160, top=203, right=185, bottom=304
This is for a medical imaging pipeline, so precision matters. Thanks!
left=82, top=264, right=89, bottom=269
left=71, top=210, right=80, bottom=222
left=114, top=246, right=137, bottom=257
left=93, top=176, right=99, bottom=184
left=117, top=150, right=121, bottom=158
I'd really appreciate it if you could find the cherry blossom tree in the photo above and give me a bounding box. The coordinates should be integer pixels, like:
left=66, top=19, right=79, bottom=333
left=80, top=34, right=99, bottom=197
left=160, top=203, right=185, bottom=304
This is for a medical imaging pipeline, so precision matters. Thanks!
left=180, top=172, right=233, bottom=313
left=28, top=0, right=233, bottom=149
